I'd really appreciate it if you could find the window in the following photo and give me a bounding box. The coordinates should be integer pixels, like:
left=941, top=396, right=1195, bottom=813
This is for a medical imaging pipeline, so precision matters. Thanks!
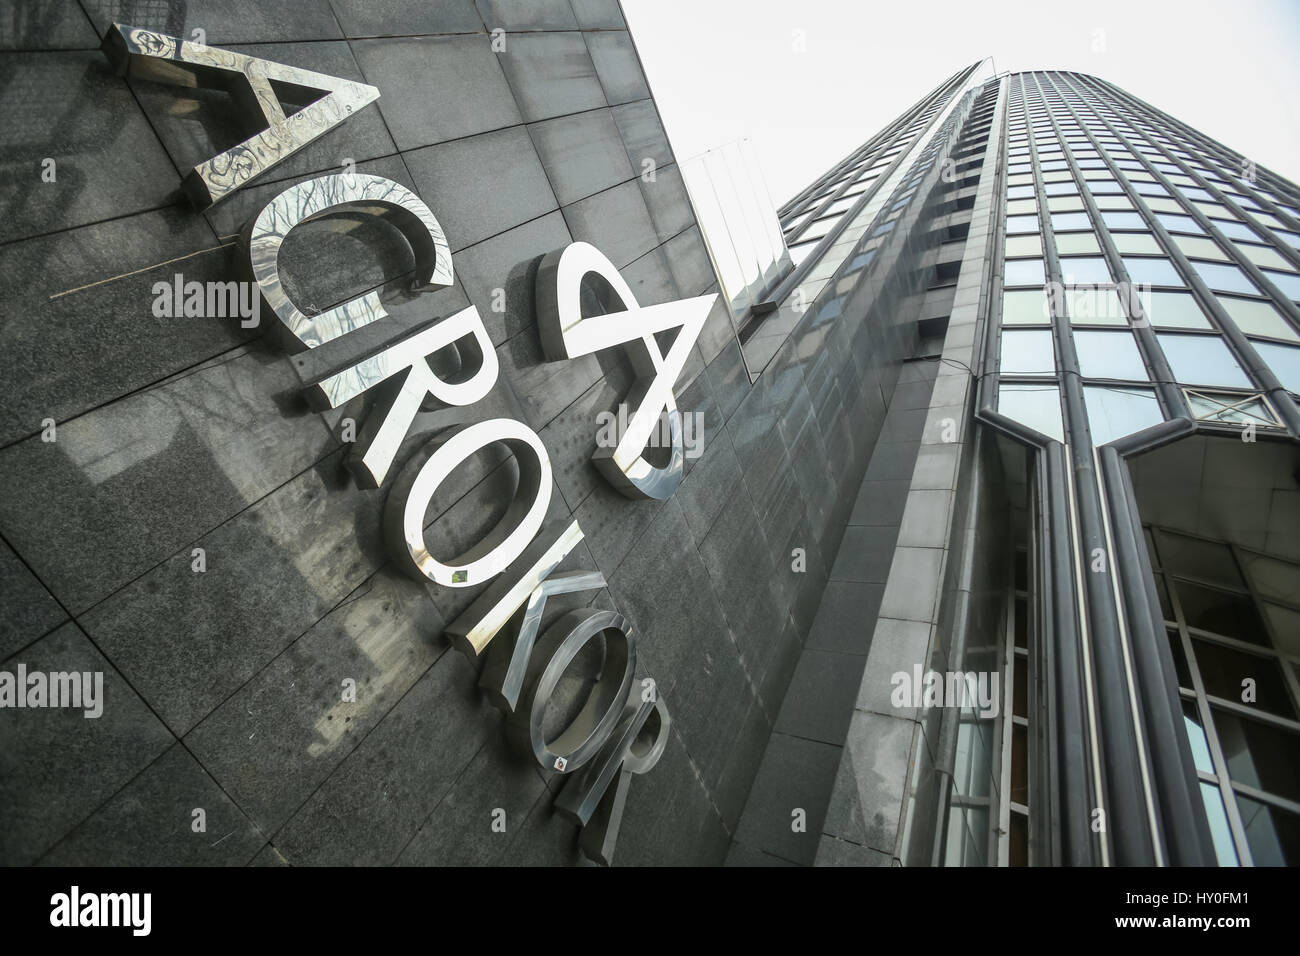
left=1236, top=243, right=1294, bottom=272
left=1005, top=235, right=1043, bottom=257
left=1255, top=211, right=1292, bottom=231
left=1158, top=333, right=1253, bottom=388
left=1262, top=270, right=1300, bottom=303
left=1215, top=296, right=1298, bottom=340
left=1087, top=179, right=1122, bottom=194
left=1059, top=256, right=1112, bottom=285
left=1048, top=195, right=1085, bottom=212
left=1103, top=211, right=1147, bottom=231
left=1146, top=527, right=1300, bottom=865
left=1212, top=219, right=1259, bottom=243
left=1083, top=386, right=1162, bottom=443
left=1067, top=286, right=1127, bottom=325
left=799, top=216, right=840, bottom=243
left=788, top=239, right=819, bottom=267
left=1074, top=330, right=1148, bottom=380
left=999, top=383, right=1064, bottom=441
left=1173, top=236, right=1230, bottom=262
left=819, top=195, right=861, bottom=218
left=1146, top=197, right=1184, bottom=214
left=1113, top=233, right=1163, bottom=255
left=1157, top=213, right=1205, bottom=235
left=1056, top=232, right=1102, bottom=256
left=1254, top=341, right=1300, bottom=393
left=1142, top=291, right=1212, bottom=329
left=1185, top=389, right=1279, bottom=427
left=1005, top=258, right=1046, bottom=287
left=1002, top=289, right=1052, bottom=325
left=1190, top=261, right=1259, bottom=295
left=1007, top=215, right=1040, bottom=234
left=1124, top=257, right=1185, bottom=287
left=1051, top=212, right=1092, bottom=231
left=1194, top=202, right=1234, bottom=221
left=1000, top=329, right=1056, bottom=375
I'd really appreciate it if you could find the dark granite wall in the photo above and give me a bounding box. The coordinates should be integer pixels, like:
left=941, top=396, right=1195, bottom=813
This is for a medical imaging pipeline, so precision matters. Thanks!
left=0, top=0, right=908, bottom=865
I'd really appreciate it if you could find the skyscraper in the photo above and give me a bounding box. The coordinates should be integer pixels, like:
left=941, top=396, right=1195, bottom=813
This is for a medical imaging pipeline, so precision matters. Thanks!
left=726, top=63, right=1300, bottom=867
left=1, top=1, right=1295, bottom=872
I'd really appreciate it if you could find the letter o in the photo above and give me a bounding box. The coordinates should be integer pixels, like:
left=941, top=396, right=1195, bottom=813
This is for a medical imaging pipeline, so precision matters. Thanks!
left=384, top=418, right=552, bottom=587
left=511, top=609, right=636, bottom=773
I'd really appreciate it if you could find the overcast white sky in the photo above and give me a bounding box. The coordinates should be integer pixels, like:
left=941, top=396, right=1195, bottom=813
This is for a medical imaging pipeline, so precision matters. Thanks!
left=622, top=0, right=1300, bottom=207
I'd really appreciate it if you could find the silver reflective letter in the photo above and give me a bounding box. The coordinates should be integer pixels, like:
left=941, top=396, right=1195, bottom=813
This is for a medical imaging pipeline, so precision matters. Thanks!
left=102, top=24, right=380, bottom=208
left=536, top=242, right=716, bottom=500
left=383, top=419, right=551, bottom=587
left=307, top=303, right=498, bottom=488
left=558, top=690, right=670, bottom=864
left=243, top=173, right=453, bottom=351
left=506, top=609, right=637, bottom=775
left=446, top=518, right=601, bottom=664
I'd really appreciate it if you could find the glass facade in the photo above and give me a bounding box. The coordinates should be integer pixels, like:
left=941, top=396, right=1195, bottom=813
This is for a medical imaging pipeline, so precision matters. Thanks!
left=993, top=71, right=1300, bottom=446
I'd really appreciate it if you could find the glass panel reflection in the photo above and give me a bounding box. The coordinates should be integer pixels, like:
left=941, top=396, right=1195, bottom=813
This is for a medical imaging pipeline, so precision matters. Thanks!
left=1158, top=531, right=1242, bottom=587
left=1236, top=795, right=1299, bottom=865
left=1074, top=331, right=1148, bottom=380
left=1254, top=341, right=1300, bottom=393
left=1067, top=286, right=1126, bottom=325
left=1199, top=782, right=1240, bottom=866
left=1176, top=580, right=1270, bottom=643
left=1158, top=334, right=1253, bottom=389
left=999, top=383, right=1064, bottom=441
left=1215, top=296, right=1298, bottom=340
left=1059, top=256, right=1111, bottom=284
left=1192, top=639, right=1296, bottom=720
left=1190, top=260, right=1259, bottom=296
left=681, top=139, right=792, bottom=322
left=1143, top=291, right=1211, bottom=329
left=1004, top=258, right=1046, bottom=286
left=1213, top=709, right=1300, bottom=802
left=1002, top=289, right=1051, bottom=325
left=1082, top=385, right=1162, bottom=442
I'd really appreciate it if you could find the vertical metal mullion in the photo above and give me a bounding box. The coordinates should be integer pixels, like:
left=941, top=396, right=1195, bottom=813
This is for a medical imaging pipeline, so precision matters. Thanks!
left=1026, top=72, right=1159, bottom=864
left=997, top=570, right=1017, bottom=866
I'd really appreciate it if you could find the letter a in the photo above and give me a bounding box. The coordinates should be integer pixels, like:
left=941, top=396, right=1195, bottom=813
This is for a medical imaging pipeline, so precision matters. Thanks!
left=102, top=24, right=379, bottom=207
